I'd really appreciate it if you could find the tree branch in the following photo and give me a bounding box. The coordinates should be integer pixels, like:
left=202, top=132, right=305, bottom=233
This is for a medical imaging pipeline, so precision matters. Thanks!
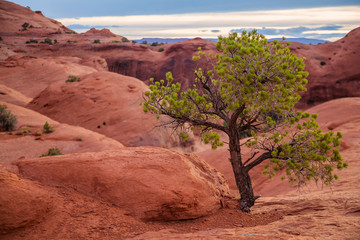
left=164, top=111, right=228, bottom=133
left=245, top=151, right=273, bottom=172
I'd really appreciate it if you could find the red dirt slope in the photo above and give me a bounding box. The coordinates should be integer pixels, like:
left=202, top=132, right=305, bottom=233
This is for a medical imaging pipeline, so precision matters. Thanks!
left=0, top=101, right=123, bottom=164
left=0, top=0, right=70, bottom=35
left=27, top=71, right=181, bottom=147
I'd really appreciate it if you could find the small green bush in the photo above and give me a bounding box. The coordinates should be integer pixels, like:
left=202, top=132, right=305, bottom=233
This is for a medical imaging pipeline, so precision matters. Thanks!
left=40, top=147, right=63, bottom=157
left=0, top=104, right=17, bottom=131
left=158, top=48, right=164, bottom=52
left=54, top=39, right=57, bottom=44
left=43, top=121, right=54, bottom=133
left=122, top=37, right=130, bottom=43
left=67, top=40, right=78, bottom=43
left=93, top=39, right=100, bottom=44
left=112, top=40, right=121, bottom=43
left=22, top=22, right=29, bottom=31
left=15, top=128, right=31, bottom=135
left=0, top=37, right=3, bottom=41
left=67, top=30, right=76, bottom=34
left=76, top=137, right=83, bottom=141
left=320, top=61, right=326, bottom=66
left=26, top=39, right=38, bottom=44
left=44, top=38, right=52, bottom=45
left=66, top=75, right=80, bottom=83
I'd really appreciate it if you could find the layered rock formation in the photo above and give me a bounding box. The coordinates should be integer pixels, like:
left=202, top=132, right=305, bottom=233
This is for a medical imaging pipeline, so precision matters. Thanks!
left=0, top=0, right=71, bottom=35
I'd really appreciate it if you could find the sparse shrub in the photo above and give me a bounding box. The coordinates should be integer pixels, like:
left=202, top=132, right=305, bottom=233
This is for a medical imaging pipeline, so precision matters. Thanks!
left=43, top=121, right=54, bottom=133
left=29, top=25, right=34, bottom=28
left=158, top=47, right=164, bottom=52
left=93, top=39, right=100, bottom=44
left=122, top=37, right=130, bottom=43
left=54, top=39, right=57, bottom=44
left=151, top=42, right=159, bottom=46
left=0, top=104, right=17, bottom=131
left=40, top=147, right=63, bottom=157
left=44, top=38, right=52, bottom=45
left=141, top=40, right=147, bottom=45
left=0, top=37, right=3, bottom=41
left=67, top=40, right=78, bottom=43
left=132, top=40, right=137, bottom=44
left=112, top=40, right=121, bottom=43
left=15, top=128, right=31, bottom=135
left=21, top=22, right=29, bottom=31
left=25, top=39, right=38, bottom=44
left=34, top=129, right=42, bottom=136
left=67, top=30, right=76, bottom=34
left=320, top=61, right=326, bottom=66
left=76, top=137, right=83, bottom=141
left=66, top=75, right=80, bottom=83
left=22, top=128, right=31, bottom=134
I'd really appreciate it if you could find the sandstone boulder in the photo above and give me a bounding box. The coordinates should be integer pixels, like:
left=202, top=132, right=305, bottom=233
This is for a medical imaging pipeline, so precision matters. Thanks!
left=0, top=168, right=51, bottom=234
left=16, top=147, right=230, bottom=221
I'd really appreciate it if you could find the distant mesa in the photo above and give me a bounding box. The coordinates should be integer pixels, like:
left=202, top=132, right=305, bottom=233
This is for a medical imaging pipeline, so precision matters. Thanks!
left=135, top=37, right=329, bottom=45
left=84, top=28, right=118, bottom=37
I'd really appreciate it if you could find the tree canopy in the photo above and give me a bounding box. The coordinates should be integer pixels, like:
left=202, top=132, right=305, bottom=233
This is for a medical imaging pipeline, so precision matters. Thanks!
left=142, top=30, right=347, bottom=212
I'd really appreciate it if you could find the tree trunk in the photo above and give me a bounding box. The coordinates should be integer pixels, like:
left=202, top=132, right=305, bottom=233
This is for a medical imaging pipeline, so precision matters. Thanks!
left=229, top=137, right=256, bottom=212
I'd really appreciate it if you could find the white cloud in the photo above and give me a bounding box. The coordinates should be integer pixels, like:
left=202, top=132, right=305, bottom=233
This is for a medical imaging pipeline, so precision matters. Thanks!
left=58, top=6, right=360, bottom=39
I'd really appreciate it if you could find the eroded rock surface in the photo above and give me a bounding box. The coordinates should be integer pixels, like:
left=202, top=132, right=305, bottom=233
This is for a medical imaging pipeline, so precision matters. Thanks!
left=27, top=71, right=180, bottom=147
left=16, top=147, right=230, bottom=221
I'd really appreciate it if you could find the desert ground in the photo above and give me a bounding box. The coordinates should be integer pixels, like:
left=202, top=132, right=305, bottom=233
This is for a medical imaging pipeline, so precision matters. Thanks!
left=0, top=1, right=359, bottom=239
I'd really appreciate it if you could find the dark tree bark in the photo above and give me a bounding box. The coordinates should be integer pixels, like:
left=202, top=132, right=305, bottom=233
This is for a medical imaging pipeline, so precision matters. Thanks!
left=228, top=127, right=256, bottom=212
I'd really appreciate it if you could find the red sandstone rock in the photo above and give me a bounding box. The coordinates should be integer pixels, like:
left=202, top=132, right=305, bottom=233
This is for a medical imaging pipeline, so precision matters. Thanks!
left=0, top=0, right=71, bottom=34
left=289, top=28, right=360, bottom=108
left=0, top=168, right=51, bottom=234
left=16, top=147, right=230, bottom=221
left=0, top=55, right=97, bottom=98
left=106, top=38, right=217, bottom=91
left=27, top=71, right=181, bottom=147
left=0, top=101, right=123, bottom=163
left=0, top=84, right=31, bottom=106
left=84, top=28, right=118, bottom=37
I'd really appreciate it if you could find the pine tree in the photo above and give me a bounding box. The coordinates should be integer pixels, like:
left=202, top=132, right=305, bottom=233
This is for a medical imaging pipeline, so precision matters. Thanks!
left=142, top=30, right=347, bottom=212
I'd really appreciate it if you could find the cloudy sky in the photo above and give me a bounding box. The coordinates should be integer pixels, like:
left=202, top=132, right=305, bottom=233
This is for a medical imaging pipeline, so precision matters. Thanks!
left=11, top=0, right=360, bottom=41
